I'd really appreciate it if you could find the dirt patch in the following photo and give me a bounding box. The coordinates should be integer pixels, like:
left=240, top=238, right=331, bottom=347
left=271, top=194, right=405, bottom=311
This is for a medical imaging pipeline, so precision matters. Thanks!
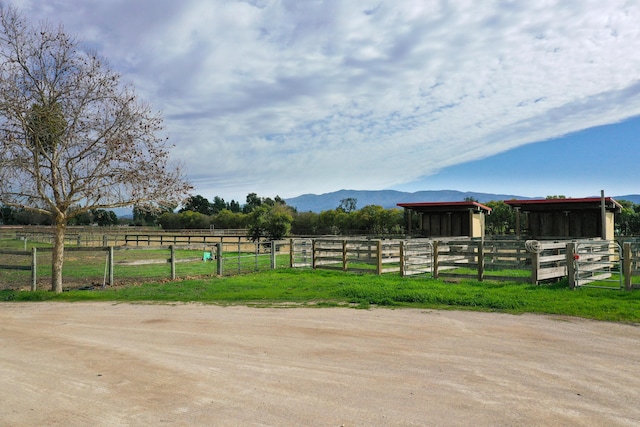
left=0, top=303, right=639, bottom=426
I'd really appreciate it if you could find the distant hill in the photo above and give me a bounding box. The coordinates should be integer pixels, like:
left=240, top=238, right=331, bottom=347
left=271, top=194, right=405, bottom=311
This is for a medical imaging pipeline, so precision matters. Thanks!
left=285, top=189, right=640, bottom=212
left=285, top=189, right=534, bottom=212
left=615, top=194, right=640, bottom=205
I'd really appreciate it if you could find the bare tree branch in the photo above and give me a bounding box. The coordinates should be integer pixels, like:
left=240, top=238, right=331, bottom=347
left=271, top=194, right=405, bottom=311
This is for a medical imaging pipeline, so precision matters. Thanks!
left=0, top=6, right=192, bottom=292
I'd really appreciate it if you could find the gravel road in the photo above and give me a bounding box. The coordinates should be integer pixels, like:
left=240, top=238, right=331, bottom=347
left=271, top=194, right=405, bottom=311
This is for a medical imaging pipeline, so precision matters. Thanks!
left=0, top=303, right=639, bottom=426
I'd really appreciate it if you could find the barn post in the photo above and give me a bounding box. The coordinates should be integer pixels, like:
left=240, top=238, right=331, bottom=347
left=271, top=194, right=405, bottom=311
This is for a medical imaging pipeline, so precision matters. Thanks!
left=600, top=190, right=607, bottom=240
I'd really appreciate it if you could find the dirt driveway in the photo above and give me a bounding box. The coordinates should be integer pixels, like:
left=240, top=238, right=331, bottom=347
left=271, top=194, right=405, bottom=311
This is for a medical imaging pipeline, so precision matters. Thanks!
left=0, top=303, right=638, bottom=426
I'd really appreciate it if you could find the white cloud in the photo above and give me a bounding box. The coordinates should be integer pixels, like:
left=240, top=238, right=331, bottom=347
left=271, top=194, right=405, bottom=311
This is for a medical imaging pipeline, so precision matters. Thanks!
left=8, top=0, right=640, bottom=200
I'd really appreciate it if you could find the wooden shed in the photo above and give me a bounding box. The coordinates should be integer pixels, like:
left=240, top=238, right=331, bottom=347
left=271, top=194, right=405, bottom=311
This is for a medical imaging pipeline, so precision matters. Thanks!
left=504, top=197, right=622, bottom=240
left=397, top=201, right=492, bottom=238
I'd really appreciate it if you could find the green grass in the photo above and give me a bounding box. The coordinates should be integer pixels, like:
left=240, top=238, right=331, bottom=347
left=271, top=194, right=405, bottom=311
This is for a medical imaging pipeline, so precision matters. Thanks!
left=2, top=268, right=639, bottom=323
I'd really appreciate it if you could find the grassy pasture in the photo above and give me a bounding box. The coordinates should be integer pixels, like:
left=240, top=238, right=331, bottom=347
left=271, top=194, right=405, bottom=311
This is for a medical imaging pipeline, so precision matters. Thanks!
left=0, top=238, right=290, bottom=289
left=2, top=268, right=639, bottom=323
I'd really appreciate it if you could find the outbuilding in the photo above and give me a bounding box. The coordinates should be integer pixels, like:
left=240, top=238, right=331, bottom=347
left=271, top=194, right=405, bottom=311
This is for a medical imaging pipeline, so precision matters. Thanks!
left=504, top=197, right=622, bottom=240
left=397, top=201, right=492, bottom=238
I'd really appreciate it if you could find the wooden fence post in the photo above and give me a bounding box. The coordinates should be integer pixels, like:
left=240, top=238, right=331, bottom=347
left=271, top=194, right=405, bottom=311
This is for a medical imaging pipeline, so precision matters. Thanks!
left=566, top=242, right=576, bottom=289
left=376, top=240, right=383, bottom=275
left=400, top=241, right=405, bottom=277
left=312, top=240, right=317, bottom=269
left=31, top=247, right=37, bottom=291
left=477, top=240, right=484, bottom=282
left=170, top=245, right=176, bottom=280
left=342, top=240, right=348, bottom=272
left=270, top=241, right=277, bottom=269
left=623, top=242, right=632, bottom=291
left=433, top=241, right=439, bottom=279
left=108, top=246, right=114, bottom=288
left=216, top=242, right=223, bottom=275
left=289, top=239, right=294, bottom=268
left=530, top=248, right=540, bottom=285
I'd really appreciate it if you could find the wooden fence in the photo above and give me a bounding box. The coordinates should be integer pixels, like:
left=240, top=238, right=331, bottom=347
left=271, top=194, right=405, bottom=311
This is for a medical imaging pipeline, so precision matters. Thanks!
left=290, top=237, right=640, bottom=287
left=0, top=240, right=290, bottom=291
left=1, top=228, right=250, bottom=248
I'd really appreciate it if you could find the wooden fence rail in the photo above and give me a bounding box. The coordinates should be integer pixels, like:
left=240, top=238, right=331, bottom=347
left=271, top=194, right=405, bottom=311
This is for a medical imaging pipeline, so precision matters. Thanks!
left=290, top=237, right=640, bottom=288
left=0, top=240, right=290, bottom=291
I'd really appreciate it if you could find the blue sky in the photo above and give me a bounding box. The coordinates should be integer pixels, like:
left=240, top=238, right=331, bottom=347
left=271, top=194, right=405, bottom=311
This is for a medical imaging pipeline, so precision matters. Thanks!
left=396, top=115, right=640, bottom=198
left=8, top=0, right=640, bottom=202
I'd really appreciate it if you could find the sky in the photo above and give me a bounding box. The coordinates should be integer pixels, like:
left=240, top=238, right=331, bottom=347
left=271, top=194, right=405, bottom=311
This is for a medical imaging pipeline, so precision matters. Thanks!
left=7, top=0, right=640, bottom=202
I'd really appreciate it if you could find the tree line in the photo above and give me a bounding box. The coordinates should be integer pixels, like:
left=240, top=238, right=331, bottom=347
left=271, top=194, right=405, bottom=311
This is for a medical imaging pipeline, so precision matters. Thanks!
left=153, top=194, right=407, bottom=240
left=4, top=195, right=640, bottom=238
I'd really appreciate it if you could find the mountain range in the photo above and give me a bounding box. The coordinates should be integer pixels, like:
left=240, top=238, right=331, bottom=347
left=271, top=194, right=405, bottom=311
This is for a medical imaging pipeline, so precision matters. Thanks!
left=285, top=189, right=640, bottom=213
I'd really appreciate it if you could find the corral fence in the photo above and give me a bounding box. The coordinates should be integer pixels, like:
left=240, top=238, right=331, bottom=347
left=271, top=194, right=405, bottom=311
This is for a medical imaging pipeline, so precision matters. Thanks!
left=0, top=237, right=290, bottom=291
left=3, top=232, right=640, bottom=291
left=290, top=237, right=640, bottom=290
left=6, top=229, right=251, bottom=248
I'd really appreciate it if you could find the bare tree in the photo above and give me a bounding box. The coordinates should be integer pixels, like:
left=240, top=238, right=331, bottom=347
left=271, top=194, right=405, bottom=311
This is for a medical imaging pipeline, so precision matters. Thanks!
left=0, top=7, right=192, bottom=292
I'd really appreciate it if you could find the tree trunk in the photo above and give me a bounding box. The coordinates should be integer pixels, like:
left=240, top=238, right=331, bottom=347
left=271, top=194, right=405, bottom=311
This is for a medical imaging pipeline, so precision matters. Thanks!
left=52, top=215, right=66, bottom=293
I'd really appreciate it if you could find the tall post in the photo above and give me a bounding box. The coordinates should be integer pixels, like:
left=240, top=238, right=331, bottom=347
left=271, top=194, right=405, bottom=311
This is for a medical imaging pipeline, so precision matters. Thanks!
left=600, top=190, right=606, bottom=240
left=31, top=247, right=37, bottom=291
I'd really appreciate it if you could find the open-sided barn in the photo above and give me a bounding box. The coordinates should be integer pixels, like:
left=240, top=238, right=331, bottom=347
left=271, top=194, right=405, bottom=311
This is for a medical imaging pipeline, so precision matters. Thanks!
left=504, top=197, right=622, bottom=240
left=397, top=201, right=492, bottom=238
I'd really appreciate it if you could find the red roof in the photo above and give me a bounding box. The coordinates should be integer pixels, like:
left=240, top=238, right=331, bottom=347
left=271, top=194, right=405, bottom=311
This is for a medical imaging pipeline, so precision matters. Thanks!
left=504, top=197, right=622, bottom=211
left=397, top=201, right=492, bottom=212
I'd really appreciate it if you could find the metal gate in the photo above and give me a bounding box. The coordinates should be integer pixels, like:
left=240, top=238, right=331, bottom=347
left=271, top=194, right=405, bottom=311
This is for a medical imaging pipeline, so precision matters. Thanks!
left=401, top=239, right=434, bottom=277
left=290, top=238, right=313, bottom=268
left=574, top=240, right=622, bottom=289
